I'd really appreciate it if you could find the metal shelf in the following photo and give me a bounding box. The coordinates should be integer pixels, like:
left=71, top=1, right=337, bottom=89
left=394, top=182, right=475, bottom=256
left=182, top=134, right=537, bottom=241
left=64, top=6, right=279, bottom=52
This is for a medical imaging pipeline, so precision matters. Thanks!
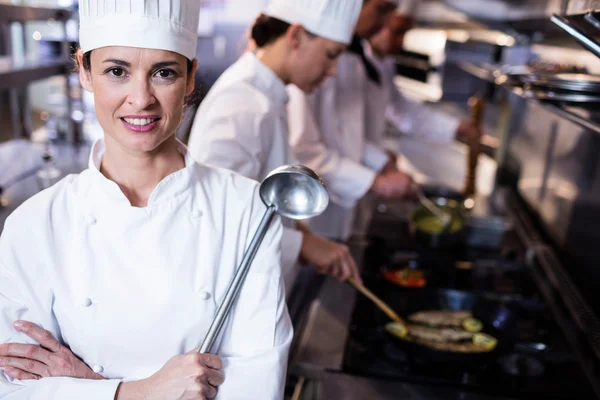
left=458, top=61, right=600, bottom=136
left=0, top=58, right=70, bottom=91
left=0, top=4, right=71, bottom=23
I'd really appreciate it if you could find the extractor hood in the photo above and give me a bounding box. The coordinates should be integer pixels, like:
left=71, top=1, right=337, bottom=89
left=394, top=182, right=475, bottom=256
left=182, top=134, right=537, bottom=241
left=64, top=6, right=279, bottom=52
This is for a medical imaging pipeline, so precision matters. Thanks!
left=441, top=0, right=563, bottom=21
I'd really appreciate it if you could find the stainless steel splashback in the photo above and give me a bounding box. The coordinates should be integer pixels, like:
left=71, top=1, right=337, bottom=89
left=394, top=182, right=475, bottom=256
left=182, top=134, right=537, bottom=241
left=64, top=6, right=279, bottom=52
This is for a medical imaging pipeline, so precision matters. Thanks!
left=442, top=0, right=562, bottom=21
left=500, top=91, right=600, bottom=304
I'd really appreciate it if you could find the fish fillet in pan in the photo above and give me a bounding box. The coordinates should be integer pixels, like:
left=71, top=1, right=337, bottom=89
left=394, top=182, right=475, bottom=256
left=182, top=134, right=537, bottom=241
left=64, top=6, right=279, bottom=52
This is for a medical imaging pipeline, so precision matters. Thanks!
left=404, top=335, right=492, bottom=353
left=408, top=310, right=472, bottom=328
left=406, top=324, right=474, bottom=343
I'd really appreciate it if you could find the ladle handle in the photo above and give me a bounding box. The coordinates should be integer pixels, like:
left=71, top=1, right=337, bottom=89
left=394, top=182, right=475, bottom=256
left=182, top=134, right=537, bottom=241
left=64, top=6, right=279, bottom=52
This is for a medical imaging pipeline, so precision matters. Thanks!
left=199, top=205, right=277, bottom=354
left=348, top=278, right=406, bottom=325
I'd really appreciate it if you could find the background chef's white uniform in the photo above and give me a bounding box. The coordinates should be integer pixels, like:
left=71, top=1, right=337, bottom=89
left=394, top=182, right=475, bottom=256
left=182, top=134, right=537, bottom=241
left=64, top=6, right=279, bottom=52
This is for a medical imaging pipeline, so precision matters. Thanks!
left=287, top=51, right=390, bottom=241
left=188, top=0, right=362, bottom=291
left=364, top=42, right=460, bottom=146
left=0, top=139, right=292, bottom=399
left=188, top=52, right=304, bottom=295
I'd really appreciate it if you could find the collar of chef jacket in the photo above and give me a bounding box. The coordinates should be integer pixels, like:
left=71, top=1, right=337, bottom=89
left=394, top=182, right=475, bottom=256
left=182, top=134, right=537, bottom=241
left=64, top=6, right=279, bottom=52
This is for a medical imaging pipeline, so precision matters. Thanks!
left=245, top=52, right=289, bottom=106
left=86, top=138, right=198, bottom=210
left=347, top=35, right=381, bottom=86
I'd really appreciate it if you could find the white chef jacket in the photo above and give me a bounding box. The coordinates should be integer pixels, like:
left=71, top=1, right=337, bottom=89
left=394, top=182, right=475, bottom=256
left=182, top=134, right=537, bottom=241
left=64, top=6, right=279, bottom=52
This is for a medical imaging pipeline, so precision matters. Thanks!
left=188, top=52, right=303, bottom=294
left=0, top=139, right=292, bottom=399
left=364, top=43, right=460, bottom=146
left=287, top=51, right=390, bottom=241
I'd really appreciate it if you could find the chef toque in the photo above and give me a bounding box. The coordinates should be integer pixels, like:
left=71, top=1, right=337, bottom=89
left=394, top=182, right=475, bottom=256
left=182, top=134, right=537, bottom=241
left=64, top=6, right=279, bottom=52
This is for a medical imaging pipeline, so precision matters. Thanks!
left=396, top=0, right=417, bottom=15
left=79, top=0, right=201, bottom=61
left=263, top=0, right=362, bottom=45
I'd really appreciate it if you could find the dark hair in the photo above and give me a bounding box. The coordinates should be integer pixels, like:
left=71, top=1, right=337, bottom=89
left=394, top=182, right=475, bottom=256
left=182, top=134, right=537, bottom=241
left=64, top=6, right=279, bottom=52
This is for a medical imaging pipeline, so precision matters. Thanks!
left=77, top=49, right=194, bottom=74
left=251, top=14, right=291, bottom=48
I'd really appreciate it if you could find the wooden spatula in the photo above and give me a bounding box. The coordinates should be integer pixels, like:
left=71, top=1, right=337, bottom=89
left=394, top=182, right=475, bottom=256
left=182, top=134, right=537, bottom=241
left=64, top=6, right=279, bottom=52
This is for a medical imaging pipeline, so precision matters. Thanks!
left=348, top=278, right=406, bottom=325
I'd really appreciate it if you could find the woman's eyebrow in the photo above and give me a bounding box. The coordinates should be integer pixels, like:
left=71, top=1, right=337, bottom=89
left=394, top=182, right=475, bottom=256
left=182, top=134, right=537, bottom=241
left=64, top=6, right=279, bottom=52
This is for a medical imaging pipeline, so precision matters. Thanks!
left=103, top=59, right=130, bottom=66
left=102, top=60, right=180, bottom=69
left=152, top=61, right=180, bottom=69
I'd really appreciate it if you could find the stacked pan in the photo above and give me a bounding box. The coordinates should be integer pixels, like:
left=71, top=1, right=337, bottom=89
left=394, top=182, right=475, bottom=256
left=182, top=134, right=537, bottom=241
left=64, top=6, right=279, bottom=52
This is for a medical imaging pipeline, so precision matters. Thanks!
left=522, top=73, right=600, bottom=106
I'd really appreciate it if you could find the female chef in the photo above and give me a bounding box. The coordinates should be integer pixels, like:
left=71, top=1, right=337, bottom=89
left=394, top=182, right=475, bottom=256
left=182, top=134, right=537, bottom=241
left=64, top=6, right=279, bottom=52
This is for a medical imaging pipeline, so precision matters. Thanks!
left=0, top=1, right=292, bottom=399
left=187, top=0, right=364, bottom=294
left=286, top=0, right=416, bottom=243
left=365, top=7, right=482, bottom=148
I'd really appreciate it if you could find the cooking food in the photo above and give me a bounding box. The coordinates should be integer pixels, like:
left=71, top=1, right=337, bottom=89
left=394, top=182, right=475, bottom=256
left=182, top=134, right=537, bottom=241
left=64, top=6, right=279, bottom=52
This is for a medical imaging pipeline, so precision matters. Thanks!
left=385, top=321, right=408, bottom=338
left=473, top=333, right=498, bottom=350
left=406, top=324, right=474, bottom=342
left=385, top=311, right=498, bottom=354
left=408, top=336, right=493, bottom=353
left=415, top=214, right=463, bottom=234
left=462, top=317, right=483, bottom=333
left=383, top=268, right=427, bottom=288
left=408, top=310, right=473, bottom=328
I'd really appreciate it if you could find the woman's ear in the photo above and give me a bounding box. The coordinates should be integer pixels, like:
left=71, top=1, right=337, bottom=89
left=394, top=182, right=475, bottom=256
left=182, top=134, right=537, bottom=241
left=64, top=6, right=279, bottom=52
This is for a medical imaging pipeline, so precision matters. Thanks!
left=286, top=24, right=306, bottom=50
left=186, top=59, right=198, bottom=96
left=77, top=49, right=93, bottom=93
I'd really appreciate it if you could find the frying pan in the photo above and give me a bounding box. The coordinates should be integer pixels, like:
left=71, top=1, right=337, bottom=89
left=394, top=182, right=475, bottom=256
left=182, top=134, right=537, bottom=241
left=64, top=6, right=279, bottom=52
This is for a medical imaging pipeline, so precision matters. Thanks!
left=380, top=288, right=517, bottom=365
left=409, top=203, right=466, bottom=248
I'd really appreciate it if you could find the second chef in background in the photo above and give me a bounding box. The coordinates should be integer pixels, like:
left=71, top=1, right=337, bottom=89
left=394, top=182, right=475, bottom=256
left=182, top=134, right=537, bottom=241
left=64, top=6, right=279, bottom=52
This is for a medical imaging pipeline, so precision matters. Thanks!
left=365, top=5, right=482, bottom=150
left=287, top=0, right=417, bottom=243
left=188, top=0, right=364, bottom=294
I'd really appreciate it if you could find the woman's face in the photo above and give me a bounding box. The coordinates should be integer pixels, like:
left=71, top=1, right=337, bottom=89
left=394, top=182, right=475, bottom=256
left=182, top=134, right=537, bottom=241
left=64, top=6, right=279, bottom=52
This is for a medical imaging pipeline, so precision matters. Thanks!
left=288, top=29, right=346, bottom=93
left=354, top=0, right=397, bottom=39
left=78, top=47, right=196, bottom=155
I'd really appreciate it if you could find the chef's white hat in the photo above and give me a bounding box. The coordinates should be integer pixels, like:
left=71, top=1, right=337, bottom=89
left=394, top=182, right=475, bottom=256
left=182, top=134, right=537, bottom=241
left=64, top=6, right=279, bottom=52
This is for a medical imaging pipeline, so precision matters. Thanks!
left=263, top=0, right=362, bottom=45
left=396, top=0, right=417, bottom=15
left=79, top=0, right=201, bottom=60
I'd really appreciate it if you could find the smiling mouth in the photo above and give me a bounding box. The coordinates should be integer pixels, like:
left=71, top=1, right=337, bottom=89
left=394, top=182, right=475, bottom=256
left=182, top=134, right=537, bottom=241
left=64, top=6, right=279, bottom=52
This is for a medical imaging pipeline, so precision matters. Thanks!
left=121, top=117, right=160, bottom=126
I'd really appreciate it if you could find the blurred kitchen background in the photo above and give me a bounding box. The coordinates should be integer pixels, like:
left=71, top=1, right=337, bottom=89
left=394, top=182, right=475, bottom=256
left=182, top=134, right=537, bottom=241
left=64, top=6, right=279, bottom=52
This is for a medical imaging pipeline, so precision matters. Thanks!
left=3, top=1, right=600, bottom=397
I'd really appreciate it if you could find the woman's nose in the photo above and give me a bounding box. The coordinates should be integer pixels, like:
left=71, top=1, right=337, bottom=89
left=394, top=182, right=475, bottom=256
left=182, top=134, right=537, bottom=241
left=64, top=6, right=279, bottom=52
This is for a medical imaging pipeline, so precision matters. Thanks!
left=326, top=62, right=337, bottom=78
left=128, top=77, right=156, bottom=109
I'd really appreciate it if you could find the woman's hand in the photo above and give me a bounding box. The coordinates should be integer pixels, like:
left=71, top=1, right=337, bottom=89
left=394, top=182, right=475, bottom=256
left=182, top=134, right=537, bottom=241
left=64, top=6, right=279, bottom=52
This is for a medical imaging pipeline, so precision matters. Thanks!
left=371, top=170, right=416, bottom=199
left=0, top=320, right=102, bottom=381
left=299, top=233, right=362, bottom=284
left=116, top=350, right=224, bottom=400
left=381, top=150, right=399, bottom=174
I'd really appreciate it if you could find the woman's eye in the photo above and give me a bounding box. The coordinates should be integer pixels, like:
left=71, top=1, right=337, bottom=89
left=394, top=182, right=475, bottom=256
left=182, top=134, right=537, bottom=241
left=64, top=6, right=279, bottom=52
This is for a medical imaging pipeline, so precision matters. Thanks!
left=109, top=68, right=125, bottom=77
left=156, top=69, right=176, bottom=79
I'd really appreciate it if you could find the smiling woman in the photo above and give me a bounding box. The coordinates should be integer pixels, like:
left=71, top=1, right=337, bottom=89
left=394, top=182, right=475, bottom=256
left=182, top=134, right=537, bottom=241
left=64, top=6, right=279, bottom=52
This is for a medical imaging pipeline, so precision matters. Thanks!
left=0, top=1, right=292, bottom=399
left=77, top=47, right=197, bottom=163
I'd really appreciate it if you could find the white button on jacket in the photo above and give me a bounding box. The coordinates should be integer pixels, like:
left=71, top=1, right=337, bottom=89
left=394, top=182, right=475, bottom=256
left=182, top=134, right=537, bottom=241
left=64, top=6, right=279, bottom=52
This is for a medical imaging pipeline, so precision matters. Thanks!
left=0, top=139, right=292, bottom=399
left=189, top=52, right=304, bottom=294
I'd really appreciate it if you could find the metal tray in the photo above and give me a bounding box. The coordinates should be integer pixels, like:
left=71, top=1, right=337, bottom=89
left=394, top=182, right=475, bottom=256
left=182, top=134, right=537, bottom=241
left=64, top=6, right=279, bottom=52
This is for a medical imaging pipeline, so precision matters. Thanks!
left=526, top=74, right=600, bottom=93
left=524, top=88, right=600, bottom=104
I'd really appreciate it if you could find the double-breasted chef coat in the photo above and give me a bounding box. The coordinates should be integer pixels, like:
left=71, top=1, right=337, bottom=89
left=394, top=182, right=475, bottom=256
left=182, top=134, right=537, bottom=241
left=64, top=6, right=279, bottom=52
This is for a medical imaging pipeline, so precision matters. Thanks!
left=287, top=50, right=390, bottom=241
left=188, top=52, right=304, bottom=295
left=0, top=139, right=292, bottom=399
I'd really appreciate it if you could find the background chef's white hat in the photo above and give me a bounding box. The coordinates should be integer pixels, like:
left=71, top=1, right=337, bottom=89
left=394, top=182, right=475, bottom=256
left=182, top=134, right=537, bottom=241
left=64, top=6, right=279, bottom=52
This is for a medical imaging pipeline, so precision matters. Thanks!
left=263, top=0, right=362, bottom=45
left=79, top=0, right=201, bottom=61
left=396, top=0, right=417, bottom=15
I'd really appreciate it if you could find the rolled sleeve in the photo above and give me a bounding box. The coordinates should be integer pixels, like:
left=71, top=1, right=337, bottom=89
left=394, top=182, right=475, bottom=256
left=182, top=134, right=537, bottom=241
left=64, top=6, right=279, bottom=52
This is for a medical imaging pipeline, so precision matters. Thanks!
left=0, top=375, right=121, bottom=400
left=363, top=141, right=390, bottom=172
